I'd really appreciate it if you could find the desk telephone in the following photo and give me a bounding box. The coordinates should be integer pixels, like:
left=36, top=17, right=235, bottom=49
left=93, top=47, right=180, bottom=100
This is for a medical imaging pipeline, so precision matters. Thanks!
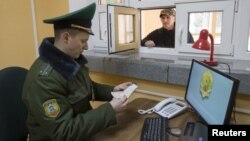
left=138, top=98, right=188, bottom=119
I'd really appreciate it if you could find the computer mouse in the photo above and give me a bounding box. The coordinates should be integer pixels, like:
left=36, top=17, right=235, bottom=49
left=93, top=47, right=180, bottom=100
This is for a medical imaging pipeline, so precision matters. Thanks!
left=169, top=127, right=182, bottom=137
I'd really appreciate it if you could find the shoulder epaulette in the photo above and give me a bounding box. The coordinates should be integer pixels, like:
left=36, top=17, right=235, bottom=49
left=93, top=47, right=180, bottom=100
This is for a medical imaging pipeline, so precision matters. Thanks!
left=38, top=63, right=53, bottom=77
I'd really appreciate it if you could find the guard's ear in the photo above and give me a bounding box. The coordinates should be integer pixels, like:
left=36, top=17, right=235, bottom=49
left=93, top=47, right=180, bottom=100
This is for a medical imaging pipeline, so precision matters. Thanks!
left=61, top=31, right=70, bottom=44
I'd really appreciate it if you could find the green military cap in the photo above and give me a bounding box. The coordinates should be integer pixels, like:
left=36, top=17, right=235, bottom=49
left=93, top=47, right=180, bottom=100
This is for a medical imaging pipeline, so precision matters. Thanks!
left=43, top=2, right=96, bottom=35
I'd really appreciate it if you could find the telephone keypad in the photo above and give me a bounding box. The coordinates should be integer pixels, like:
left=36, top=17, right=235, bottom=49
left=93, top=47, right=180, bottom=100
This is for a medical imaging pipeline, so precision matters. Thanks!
left=155, top=101, right=188, bottom=119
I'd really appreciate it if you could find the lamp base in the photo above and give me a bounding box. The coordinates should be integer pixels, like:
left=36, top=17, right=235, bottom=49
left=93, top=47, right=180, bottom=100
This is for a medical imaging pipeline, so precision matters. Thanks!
left=203, top=60, right=218, bottom=66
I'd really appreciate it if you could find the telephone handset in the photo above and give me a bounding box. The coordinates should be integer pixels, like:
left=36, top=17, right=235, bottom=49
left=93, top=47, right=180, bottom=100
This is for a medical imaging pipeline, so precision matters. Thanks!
left=153, top=97, right=177, bottom=112
left=138, top=97, right=188, bottom=119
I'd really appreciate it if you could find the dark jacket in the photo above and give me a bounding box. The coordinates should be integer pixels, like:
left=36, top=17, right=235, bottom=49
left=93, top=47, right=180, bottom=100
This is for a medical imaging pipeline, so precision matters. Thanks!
left=141, top=26, right=194, bottom=48
left=22, top=38, right=116, bottom=141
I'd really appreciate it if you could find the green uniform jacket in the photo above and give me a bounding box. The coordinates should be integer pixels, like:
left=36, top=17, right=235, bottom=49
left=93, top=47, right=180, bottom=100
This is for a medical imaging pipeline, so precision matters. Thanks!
left=22, top=38, right=117, bottom=141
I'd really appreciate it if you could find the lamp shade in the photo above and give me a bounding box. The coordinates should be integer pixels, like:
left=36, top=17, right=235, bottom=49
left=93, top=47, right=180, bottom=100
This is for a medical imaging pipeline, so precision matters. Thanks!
left=192, top=29, right=210, bottom=50
left=192, top=29, right=218, bottom=66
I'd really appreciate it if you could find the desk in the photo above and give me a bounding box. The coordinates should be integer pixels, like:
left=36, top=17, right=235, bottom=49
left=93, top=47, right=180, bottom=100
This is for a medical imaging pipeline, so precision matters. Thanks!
left=89, top=98, right=201, bottom=141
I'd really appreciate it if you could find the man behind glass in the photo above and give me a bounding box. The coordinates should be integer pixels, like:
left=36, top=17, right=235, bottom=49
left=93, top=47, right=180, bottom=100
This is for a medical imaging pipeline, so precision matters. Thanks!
left=141, top=8, right=194, bottom=48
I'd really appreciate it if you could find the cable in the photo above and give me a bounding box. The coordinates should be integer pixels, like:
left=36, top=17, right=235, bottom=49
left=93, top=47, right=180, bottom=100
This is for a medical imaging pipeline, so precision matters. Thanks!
left=231, top=105, right=237, bottom=124
left=218, top=62, right=238, bottom=124
left=231, top=100, right=237, bottom=124
left=218, top=62, right=231, bottom=75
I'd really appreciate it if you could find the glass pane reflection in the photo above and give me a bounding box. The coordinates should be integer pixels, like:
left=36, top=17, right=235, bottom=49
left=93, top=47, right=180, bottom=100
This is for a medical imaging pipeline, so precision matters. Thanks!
left=118, top=14, right=134, bottom=44
left=189, top=11, right=222, bottom=44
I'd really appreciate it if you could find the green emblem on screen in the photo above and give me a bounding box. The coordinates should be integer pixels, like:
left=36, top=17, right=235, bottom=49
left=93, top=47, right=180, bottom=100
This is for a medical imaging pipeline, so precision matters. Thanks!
left=200, top=70, right=213, bottom=99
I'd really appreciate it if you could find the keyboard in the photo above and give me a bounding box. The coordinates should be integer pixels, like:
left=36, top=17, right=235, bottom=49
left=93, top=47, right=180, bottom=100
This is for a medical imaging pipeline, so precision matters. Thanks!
left=140, top=117, right=169, bottom=141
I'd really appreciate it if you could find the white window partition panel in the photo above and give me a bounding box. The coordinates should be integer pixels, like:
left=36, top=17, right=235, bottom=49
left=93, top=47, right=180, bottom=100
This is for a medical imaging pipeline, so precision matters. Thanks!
left=176, top=0, right=235, bottom=56
left=233, top=0, right=250, bottom=60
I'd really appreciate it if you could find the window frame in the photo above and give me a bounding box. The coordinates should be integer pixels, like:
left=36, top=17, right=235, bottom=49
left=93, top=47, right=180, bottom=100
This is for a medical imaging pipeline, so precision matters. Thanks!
left=175, top=0, right=235, bottom=56
left=107, top=5, right=139, bottom=54
left=90, top=0, right=250, bottom=61
left=233, top=0, right=250, bottom=60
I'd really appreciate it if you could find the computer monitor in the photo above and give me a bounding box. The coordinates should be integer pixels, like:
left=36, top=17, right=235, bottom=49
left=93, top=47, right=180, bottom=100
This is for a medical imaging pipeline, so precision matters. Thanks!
left=185, top=59, right=239, bottom=125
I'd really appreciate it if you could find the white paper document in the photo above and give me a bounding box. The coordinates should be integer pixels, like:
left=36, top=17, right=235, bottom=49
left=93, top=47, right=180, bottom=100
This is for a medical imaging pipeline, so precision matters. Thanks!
left=111, top=84, right=138, bottom=98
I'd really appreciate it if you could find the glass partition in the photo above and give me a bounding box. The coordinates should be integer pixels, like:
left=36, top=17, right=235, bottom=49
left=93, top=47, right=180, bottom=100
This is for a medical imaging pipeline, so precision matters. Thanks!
left=118, top=14, right=134, bottom=44
left=189, top=11, right=222, bottom=44
left=176, top=0, right=234, bottom=55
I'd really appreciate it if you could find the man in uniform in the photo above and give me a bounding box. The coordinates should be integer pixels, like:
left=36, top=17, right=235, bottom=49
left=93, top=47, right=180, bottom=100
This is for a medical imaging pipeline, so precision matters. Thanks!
left=22, top=3, right=131, bottom=141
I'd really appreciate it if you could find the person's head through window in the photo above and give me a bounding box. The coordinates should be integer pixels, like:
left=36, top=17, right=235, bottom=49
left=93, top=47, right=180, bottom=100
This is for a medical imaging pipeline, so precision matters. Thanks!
left=160, top=8, right=176, bottom=31
left=141, top=8, right=193, bottom=47
left=141, top=8, right=177, bottom=47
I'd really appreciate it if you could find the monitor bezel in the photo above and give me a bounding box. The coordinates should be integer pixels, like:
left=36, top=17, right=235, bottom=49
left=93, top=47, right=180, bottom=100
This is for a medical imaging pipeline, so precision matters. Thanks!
left=185, top=59, right=239, bottom=125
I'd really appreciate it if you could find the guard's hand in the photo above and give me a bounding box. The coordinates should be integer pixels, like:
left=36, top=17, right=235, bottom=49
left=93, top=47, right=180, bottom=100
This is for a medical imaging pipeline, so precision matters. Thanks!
left=113, top=82, right=133, bottom=91
left=110, top=96, right=128, bottom=112
left=145, top=40, right=156, bottom=47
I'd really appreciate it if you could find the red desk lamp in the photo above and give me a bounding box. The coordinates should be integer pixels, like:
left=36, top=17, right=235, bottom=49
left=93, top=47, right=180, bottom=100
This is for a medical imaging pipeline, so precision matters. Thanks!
left=192, top=29, right=218, bottom=66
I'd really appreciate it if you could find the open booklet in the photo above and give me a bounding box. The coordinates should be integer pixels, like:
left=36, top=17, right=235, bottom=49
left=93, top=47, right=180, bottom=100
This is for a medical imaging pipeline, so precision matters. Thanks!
left=111, top=84, right=138, bottom=98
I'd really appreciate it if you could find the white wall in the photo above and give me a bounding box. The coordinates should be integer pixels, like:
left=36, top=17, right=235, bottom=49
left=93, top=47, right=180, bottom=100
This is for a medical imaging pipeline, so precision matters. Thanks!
left=69, top=0, right=95, bottom=11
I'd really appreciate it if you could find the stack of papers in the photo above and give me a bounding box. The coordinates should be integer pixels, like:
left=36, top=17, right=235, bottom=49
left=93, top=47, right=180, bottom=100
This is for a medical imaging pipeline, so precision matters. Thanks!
left=111, top=84, right=138, bottom=98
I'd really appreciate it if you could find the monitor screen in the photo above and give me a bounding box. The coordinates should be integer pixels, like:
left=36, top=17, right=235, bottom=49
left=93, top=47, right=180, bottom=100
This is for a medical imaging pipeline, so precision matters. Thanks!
left=185, top=59, right=239, bottom=125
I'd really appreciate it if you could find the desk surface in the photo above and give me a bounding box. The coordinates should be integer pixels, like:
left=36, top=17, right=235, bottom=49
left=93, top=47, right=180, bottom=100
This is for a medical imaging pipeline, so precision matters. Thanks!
left=89, top=98, right=201, bottom=141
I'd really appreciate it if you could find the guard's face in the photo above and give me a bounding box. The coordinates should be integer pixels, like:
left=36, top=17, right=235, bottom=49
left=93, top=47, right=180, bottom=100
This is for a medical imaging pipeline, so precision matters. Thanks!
left=67, top=31, right=89, bottom=59
left=161, top=15, right=175, bottom=30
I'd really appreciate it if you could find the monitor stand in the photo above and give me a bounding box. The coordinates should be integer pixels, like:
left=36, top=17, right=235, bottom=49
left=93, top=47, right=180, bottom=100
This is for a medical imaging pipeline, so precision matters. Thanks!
left=180, top=121, right=208, bottom=141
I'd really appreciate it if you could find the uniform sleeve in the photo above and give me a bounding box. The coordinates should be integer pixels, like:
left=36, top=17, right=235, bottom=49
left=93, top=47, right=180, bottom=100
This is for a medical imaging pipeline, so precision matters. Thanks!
left=188, top=31, right=194, bottom=43
left=92, top=80, right=114, bottom=101
left=24, top=76, right=117, bottom=141
left=141, top=29, right=159, bottom=46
